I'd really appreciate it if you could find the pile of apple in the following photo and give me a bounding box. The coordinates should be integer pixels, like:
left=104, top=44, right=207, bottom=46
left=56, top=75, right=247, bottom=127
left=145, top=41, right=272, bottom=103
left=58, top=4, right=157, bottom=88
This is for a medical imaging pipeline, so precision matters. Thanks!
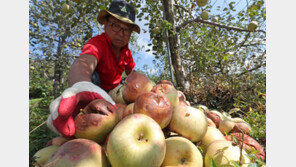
left=33, top=71, right=265, bottom=167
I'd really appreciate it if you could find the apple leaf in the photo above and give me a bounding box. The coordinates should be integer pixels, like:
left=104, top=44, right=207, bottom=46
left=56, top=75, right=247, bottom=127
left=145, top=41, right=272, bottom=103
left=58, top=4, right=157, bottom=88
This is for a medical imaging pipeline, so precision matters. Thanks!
left=231, top=161, right=241, bottom=167
left=210, top=158, right=217, bottom=167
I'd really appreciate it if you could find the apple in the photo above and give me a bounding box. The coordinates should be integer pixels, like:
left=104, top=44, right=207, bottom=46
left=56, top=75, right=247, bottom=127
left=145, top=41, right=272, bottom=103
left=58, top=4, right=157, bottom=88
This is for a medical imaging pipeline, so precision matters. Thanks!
left=201, top=11, right=210, bottom=20
left=45, top=139, right=109, bottom=167
left=61, top=4, right=70, bottom=14
left=225, top=133, right=265, bottom=161
left=152, top=26, right=161, bottom=34
left=169, top=105, right=208, bottom=142
left=219, top=117, right=252, bottom=135
left=123, top=102, right=134, bottom=119
left=115, top=103, right=127, bottom=120
left=122, top=71, right=154, bottom=103
left=161, top=136, right=203, bottom=167
left=151, top=83, right=179, bottom=108
left=134, top=92, right=172, bottom=129
left=205, top=110, right=222, bottom=128
left=156, top=79, right=174, bottom=86
left=212, top=17, right=219, bottom=22
left=195, top=104, right=208, bottom=112
left=219, top=118, right=235, bottom=135
left=207, top=118, right=216, bottom=127
left=33, top=145, right=59, bottom=166
left=106, top=114, right=166, bottom=167
left=177, top=90, right=186, bottom=101
left=179, top=100, right=191, bottom=106
left=46, top=136, right=70, bottom=147
left=199, top=126, right=226, bottom=151
left=205, top=140, right=251, bottom=167
left=248, top=21, right=258, bottom=32
left=74, top=99, right=119, bottom=143
left=196, top=0, right=208, bottom=7
left=108, top=84, right=126, bottom=104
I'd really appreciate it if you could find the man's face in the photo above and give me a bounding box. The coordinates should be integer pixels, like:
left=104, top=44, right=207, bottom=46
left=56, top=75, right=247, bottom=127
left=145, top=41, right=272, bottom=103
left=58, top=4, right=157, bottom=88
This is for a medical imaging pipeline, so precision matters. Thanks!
left=104, top=16, right=133, bottom=49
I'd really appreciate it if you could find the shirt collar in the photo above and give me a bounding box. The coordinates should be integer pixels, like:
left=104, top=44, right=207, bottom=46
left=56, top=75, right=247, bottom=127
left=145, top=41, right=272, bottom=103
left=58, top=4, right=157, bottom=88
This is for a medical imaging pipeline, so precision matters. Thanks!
left=102, top=33, right=129, bottom=52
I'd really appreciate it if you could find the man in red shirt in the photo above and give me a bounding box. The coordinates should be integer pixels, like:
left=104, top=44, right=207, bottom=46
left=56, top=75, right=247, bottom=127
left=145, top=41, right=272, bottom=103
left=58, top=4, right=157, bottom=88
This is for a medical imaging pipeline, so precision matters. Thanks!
left=68, top=0, right=140, bottom=92
left=46, top=0, right=141, bottom=137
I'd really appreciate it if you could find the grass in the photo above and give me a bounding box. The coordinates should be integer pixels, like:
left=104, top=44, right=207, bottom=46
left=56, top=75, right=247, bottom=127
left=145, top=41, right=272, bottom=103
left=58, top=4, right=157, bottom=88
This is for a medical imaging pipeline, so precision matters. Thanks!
left=29, top=96, right=57, bottom=166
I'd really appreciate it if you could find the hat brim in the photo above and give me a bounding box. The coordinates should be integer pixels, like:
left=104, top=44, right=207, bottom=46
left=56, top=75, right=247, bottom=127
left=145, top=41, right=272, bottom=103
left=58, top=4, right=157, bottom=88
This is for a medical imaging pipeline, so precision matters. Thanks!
left=97, top=10, right=140, bottom=34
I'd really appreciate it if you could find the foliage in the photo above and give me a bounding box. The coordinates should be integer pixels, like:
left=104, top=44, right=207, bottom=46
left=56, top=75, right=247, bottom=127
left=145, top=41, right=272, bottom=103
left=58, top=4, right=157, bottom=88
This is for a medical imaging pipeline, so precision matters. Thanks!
left=29, top=96, right=57, bottom=166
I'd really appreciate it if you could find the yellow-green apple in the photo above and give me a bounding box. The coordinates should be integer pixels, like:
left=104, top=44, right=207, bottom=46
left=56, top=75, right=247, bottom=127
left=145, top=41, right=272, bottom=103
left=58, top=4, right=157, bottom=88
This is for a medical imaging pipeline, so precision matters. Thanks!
left=219, top=117, right=252, bottom=135
left=248, top=21, right=258, bottom=32
left=46, top=136, right=70, bottom=147
left=74, top=99, right=119, bottom=143
left=201, top=11, right=210, bottom=20
left=108, top=84, right=126, bottom=104
left=33, top=145, right=59, bottom=166
left=61, top=4, right=70, bottom=13
left=212, top=17, right=218, bottom=22
left=161, top=136, right=203, bottom=167
left=205, top=140, right=251, bottom=167
left=199, top=126, right=226, bottom=151
left=196, top=0, right=208, bottom=7
left=45, top=139, right=109, bottom=167
left=134, top=92, right=172, bottom=129
left=207, top=118, right=216, bottom=127
left=106, top=114, right=166, bottom=167
left=169, top=105, right=208, bottom=142
left=123, top=102, right=134, bottom=119
left=151, top=83, right=179, bottom=108
left=122, top=71, right=154, bottom=103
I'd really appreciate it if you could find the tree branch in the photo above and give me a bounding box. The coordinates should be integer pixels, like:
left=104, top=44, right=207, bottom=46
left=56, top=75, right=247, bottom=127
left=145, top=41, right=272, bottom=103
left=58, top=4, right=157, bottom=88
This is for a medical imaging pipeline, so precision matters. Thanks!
left=173, top=4, right=191, bottom=14
left=176, top=18, right=266, bottom=33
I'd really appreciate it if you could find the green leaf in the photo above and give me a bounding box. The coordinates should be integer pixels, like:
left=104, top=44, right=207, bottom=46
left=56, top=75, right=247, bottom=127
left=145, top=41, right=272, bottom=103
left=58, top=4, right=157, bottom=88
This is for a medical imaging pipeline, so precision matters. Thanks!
left=247, top=163, right=260, bottom=167
left=210, top=158, right=218, bottom=167
left=231, top=161, right=241, bottom=167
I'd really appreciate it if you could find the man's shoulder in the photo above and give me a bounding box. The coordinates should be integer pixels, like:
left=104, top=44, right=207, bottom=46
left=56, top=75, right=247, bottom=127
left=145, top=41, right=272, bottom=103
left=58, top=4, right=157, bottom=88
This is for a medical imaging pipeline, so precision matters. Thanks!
left=87, top=34, right=106, bottom=44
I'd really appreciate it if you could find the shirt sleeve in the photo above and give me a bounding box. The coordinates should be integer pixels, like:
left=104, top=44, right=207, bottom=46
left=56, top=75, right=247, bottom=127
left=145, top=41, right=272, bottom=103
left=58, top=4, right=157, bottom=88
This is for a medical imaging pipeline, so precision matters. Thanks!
left=80, top=37, right=101, bottom=61
left=125, top=50, right=135, bottom=71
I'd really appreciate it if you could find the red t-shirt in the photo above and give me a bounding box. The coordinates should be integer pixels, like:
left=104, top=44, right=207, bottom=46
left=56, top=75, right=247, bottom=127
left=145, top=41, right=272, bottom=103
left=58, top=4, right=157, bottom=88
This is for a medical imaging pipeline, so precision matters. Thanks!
left=80, top=33, right=135, bottom=91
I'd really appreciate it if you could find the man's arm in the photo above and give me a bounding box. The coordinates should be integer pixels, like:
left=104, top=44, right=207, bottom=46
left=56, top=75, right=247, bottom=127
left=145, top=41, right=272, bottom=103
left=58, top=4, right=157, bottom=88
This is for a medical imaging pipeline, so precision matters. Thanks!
left=68, top=54, right=98, bottom=87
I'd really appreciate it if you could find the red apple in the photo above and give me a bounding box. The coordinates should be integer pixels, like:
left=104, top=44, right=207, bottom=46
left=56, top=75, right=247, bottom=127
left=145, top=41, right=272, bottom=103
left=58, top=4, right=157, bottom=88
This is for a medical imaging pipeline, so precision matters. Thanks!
left=45, top=139, right=109, bottom=167
left=151, top=83, right=179, bottom=108
left=115, top=103, right=127, bottom=121
left=122, top=71, right=154, bottom=103
left=225, top=133, right=265, bottom=161
left=74, top=99, right=119, bottom=143
left=134, top=92, right=172, bottom=129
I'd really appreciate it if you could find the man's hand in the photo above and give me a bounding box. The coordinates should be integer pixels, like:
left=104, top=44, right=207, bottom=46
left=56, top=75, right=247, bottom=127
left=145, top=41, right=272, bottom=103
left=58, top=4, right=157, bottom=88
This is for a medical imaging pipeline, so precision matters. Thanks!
left=46, top=81, right=115, bottom=137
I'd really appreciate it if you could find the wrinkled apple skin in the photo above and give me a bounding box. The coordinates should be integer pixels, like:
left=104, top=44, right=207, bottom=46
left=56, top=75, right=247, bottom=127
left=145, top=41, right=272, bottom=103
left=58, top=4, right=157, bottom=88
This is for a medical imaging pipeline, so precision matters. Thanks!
left=134, top=92, right=172, bottom=129
left=122, top=71, right=154, bottom=103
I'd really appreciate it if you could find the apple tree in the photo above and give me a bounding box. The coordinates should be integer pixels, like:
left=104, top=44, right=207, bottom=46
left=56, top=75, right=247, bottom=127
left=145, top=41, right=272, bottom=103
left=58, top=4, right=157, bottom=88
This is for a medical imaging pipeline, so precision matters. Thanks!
left=130, top=0, right=265, bottom=101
